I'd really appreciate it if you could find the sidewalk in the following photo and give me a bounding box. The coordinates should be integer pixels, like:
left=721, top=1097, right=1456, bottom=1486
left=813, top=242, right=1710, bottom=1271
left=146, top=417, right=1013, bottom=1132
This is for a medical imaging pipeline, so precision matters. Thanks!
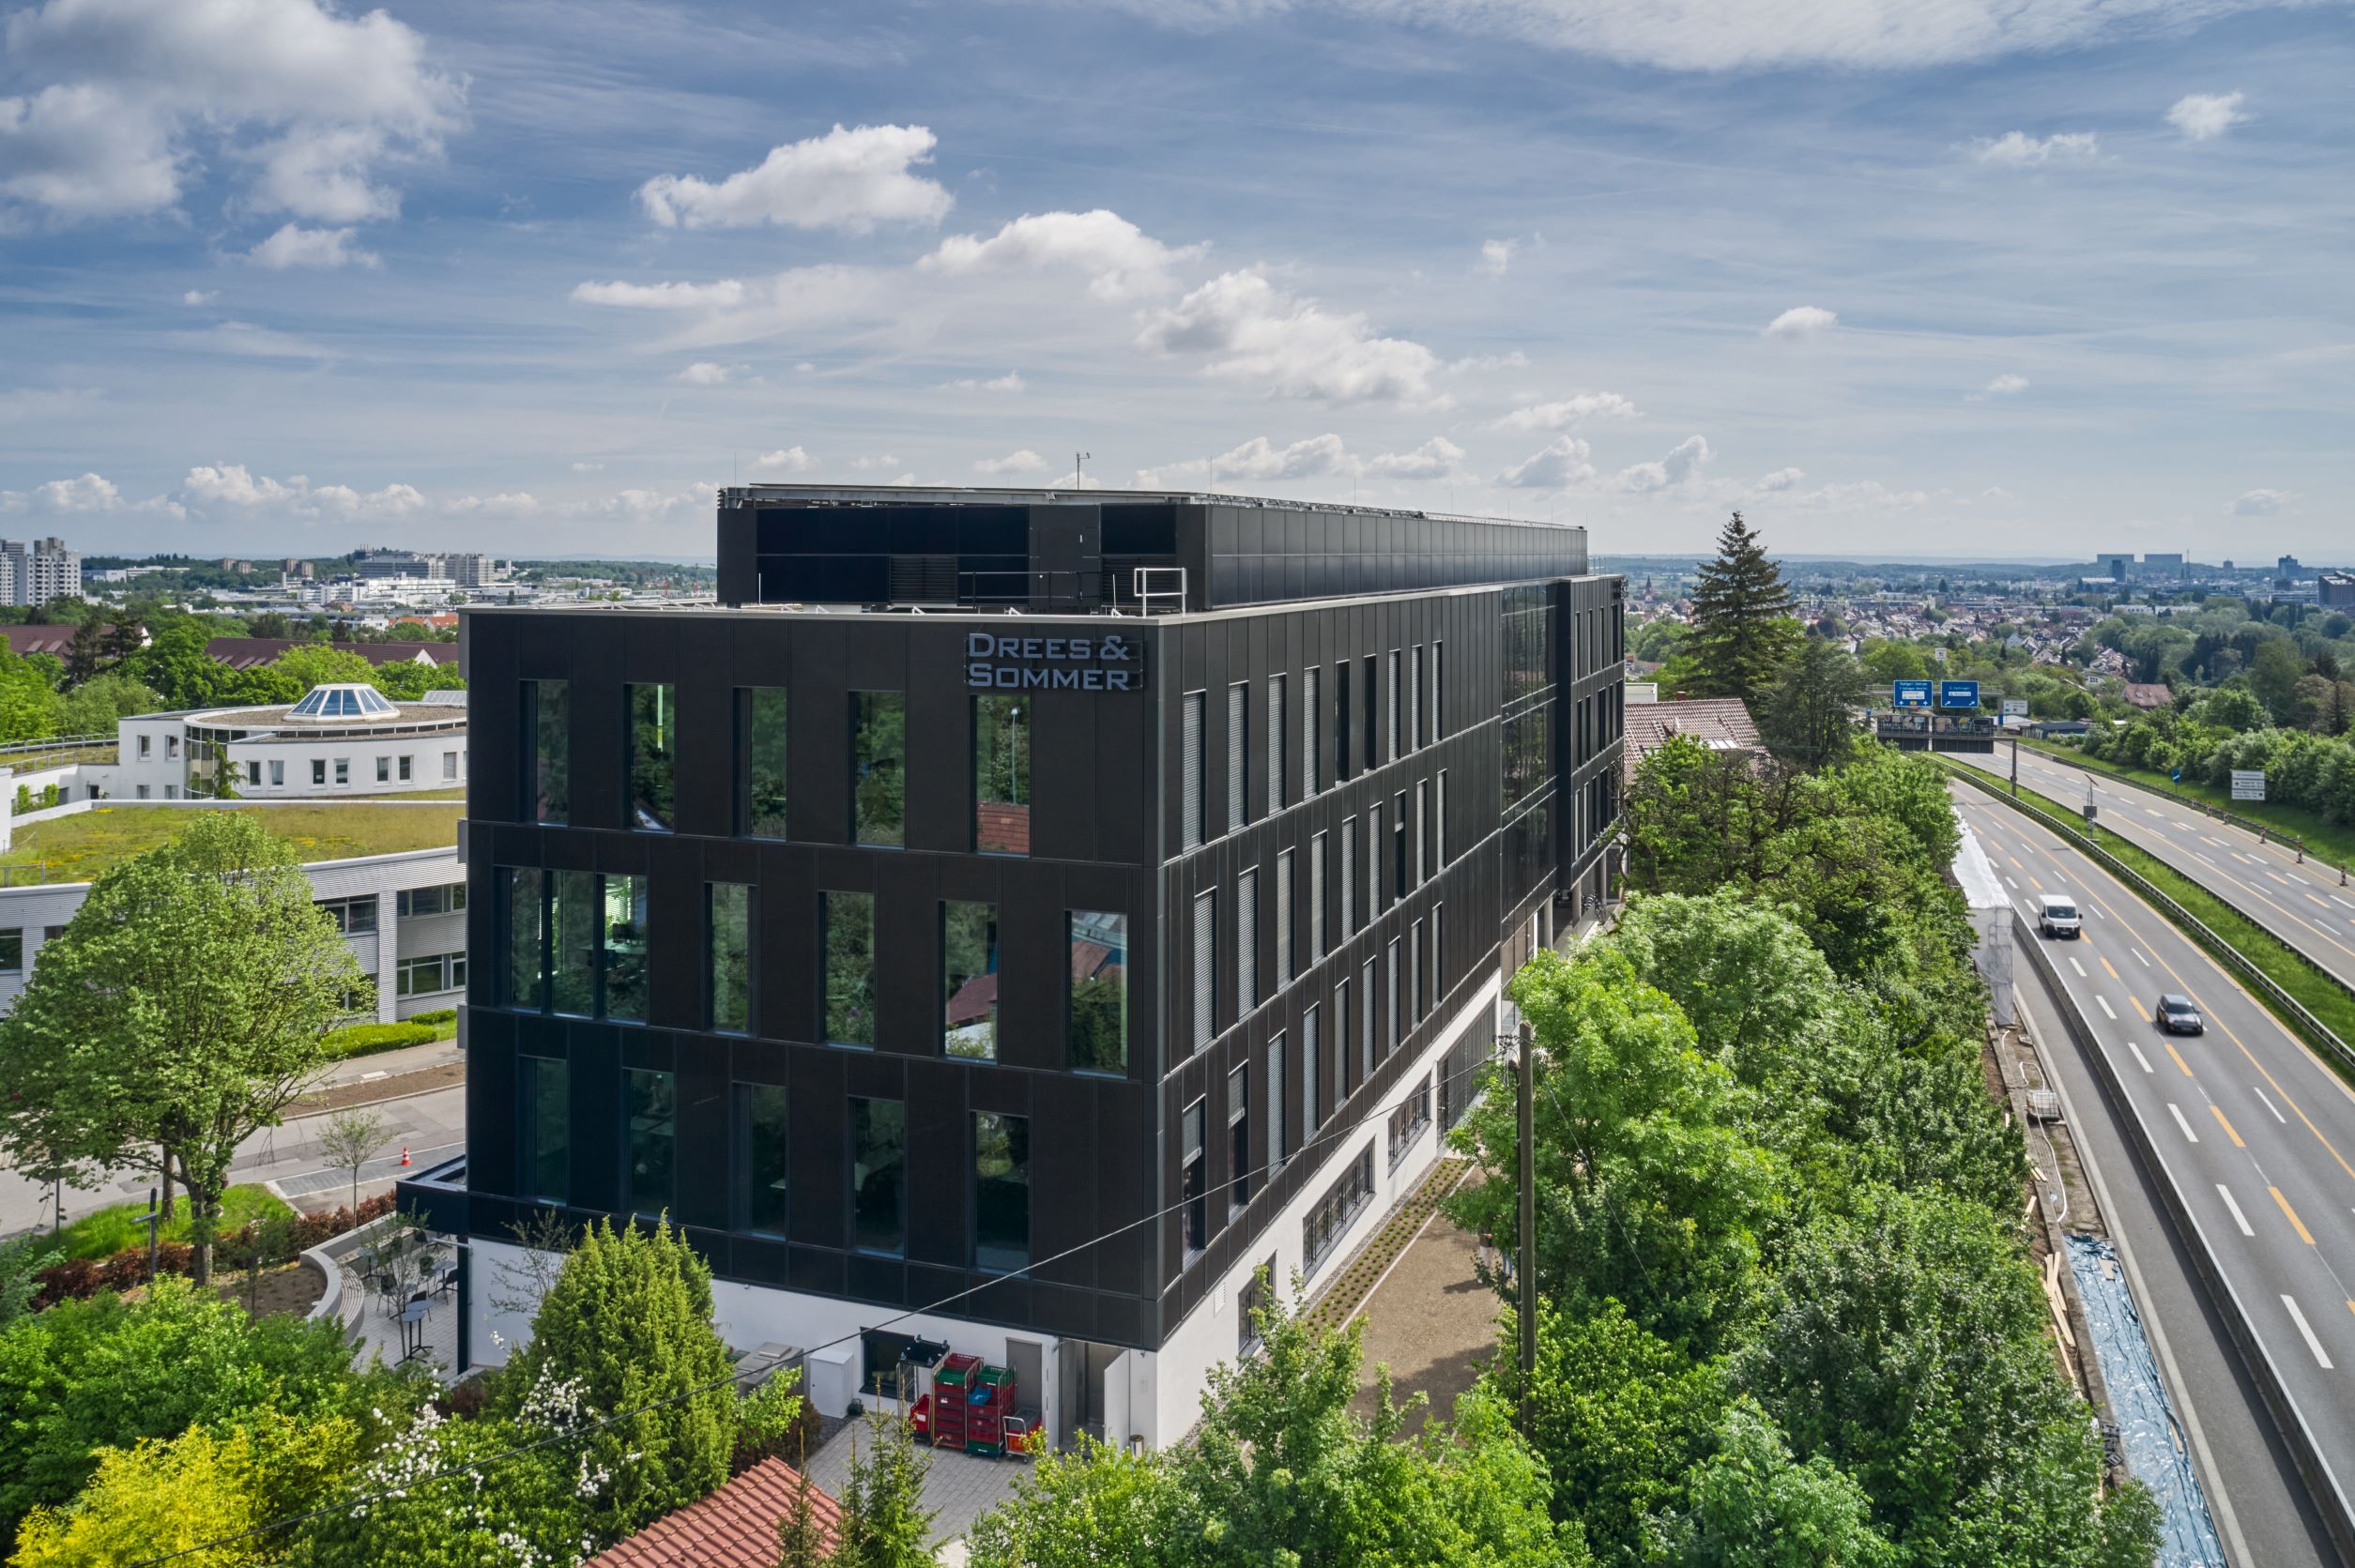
left=1347, top=1210, right=1499, bottom=1427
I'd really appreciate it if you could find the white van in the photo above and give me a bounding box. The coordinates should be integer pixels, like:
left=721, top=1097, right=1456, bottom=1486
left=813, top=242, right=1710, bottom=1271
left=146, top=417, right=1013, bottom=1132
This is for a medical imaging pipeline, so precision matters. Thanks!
left=2037, top=892, right=2082, bottom=939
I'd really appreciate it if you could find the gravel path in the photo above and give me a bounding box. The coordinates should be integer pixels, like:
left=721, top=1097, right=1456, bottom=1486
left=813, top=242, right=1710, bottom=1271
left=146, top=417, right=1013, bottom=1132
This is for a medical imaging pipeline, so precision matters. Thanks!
left=1348, top=1211, right=1500, bottom=1427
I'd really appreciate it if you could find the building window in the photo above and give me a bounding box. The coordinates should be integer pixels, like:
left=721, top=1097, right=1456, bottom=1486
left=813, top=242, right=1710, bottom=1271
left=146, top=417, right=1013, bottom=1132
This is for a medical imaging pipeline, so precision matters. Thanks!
left=824, top=891, right=877, bottom=1046
left=1181, top=691, right=1205, bottom=851
left=851, top=692, right=905, bottom=847
left=942, top=900, right=1001, bottom=1059
left=334, top=758, right=349, bottom=786
left=525, top=678, right=568, bottom=823
left=1387, top=936, right=1401, bottom=1053
left=1333, top=662, right=1352, bottom=783
left=1410, top=919, right=1425, bottom=1024
left=1239, top=1258, right=1274, bottom=1357
left=166, top=735, right=178, bottom=761
left=603, top=875, right=650, bottom=1023
left=734, top=1082, right=788, bottom=1235
left=315, top=895, right=378, bottom=936
left=1436, top=770, right=1448, bottom=865
left=738, top=687, right=788, bottom=839
left=376, top=756, right=390, bottom=784
left=1361, top=957, right=1379, bottom=1079
left=849, top=1096, right=907, bottom=1255
left=1237, top=867, right=1259, bottom=1013
left=973, top=694, right=1030, bottom=855
left=628, top=683, right=677, bottom=831
left=1227, top=681, right=1248, bottom=834
left=1340, top=817, right=1357, bottom=936
left=1430, top=904, right=1445, bottom=1012
left=553, top=873, right=601, bottom=1016
left=1182, top=1098, right=1208, bottom=1259
left=270, top=761, right=284, bottom=787
left=311, top=759, right=326, bottom=786
left=1368, top=803, right=1383, bottom=913
left=1336, top=975, right=1353, bottom=1095
left=1303, top=666, right=1322, bottom=795
left=1304, top=1002, right=1323, bottom=1152
left=246, top=760, right=261, bottom=786
left=0, top=930, right=21, bottom=973
left=1393, top=793, right=1410, bottom=899
left=1387, top=649, right=1401, bottom=761
left=1267, top=673, right=1287, bottom=814
left=1267, top=1032, right=1288, bottom=1174
left=1415, top=780, right=1430, bottom=886
left=517, top=1055, right=567, bottom=1203
left=974, top=1111, right=1031, bottom=1271
left=1228, top=1062, right=1250, bottom=1214
left=1362, top=655, right=1379, bottom=773
left=398, top=754, right=412, bottom=782
left=442, top=751, right=458, bottom=782
left=622, top=1067, right=676, bottom=1219
left=504, top=868, right=543, bottom=1008
left=1276, top=850, right=1295, bottom=985
left=1406, top=646, right=1420, bottom=753
left=1191, top=888, right=1217, bottom=1052
left=395, top=951, right=465, bottom=997
left=1303, top=1145, right=1375, bottom=1272
left=710, top=882, right=753, bottom=1034
left=1068, top=910, right=1128, bottom=1073
left=1309, top=832, right=1327, bottom=962
left=397, top=882, right=466, bottom=918
left=138, top=734, right=150, bottom=759
left=1388, top=1074, right=1433, bottom=1170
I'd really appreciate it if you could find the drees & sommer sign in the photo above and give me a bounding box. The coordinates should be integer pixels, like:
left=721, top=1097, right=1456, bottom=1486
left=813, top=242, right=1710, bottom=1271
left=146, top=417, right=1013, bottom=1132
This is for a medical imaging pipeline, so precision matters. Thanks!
left=966, top=631, right=1147, bottom=691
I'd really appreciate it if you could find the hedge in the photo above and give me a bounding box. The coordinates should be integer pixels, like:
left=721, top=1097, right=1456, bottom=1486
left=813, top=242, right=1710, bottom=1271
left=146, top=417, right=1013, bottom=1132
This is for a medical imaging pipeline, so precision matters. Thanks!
left=324, top=1021, right=438, bottom=1058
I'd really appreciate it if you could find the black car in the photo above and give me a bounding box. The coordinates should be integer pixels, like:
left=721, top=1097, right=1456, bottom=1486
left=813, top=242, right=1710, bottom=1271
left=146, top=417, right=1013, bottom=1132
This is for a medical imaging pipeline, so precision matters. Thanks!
left=2156, top=995, right=2206, bottom=1035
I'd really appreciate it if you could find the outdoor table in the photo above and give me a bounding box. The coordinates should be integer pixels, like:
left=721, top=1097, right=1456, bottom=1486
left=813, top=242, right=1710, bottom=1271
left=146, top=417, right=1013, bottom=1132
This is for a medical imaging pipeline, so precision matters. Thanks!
left=397, top=1299, right=430, bottom=1362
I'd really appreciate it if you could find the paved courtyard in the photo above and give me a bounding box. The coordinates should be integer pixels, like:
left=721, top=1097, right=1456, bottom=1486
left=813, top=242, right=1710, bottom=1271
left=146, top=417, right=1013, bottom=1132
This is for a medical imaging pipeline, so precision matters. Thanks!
left=803, top=1414, right=1032, bottom=1564
left=1348, top=1210, right=1501, bottom=1427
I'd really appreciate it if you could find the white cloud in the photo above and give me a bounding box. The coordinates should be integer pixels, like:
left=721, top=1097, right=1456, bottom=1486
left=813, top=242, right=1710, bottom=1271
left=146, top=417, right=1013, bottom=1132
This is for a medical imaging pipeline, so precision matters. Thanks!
left=751, top=448, right=817, bottom=475
left=851, top=454, right=901, bottom=471
left=1135, top=433, right=1352, bottom=488
left=1755, top=466, right=1805, bottom=492
left=570, top=278, right=748, bottom=310
left=0, top=0, right=463, bottom=221
left=1477, top=237, right=1517, bottom=276
left=2229, top=487, right=2292, bottom=516
left=1983, top=373, right=2030, bottom=395
left=570, top=462, right=604, bottom=473
left=1496, top=392, right=1640, bottom=431
left=2168, top=91, right=2248, bottom=141
left=922, top=209, right=1204, bottom=302
left=1970, top=130, right=2101, bottom=166
left=1136, top=270, right=1444, bottom=405
left=247, top=222, right=376, bottom=269
left=1780, top=479, right=1932, bottom=510
left=1447, top=350, right=1530, bottom=373
left=975, top=449, right=1050, bottom=476
left=1497, top=436, right=1595, bottom=490
left=0, top=470, right=177, bottom=517
left=1614, top=434, right=1711, bottom=493
left=1368, top=436, right=1465, bottom=480
left=675, top=361, right=743, bottom=386
left=943, top=372, right=1028, bottom=393
left=636, top=123, right=952, bottom=233
left=181, top=288, right=215, bottom=306
left=642, top=266, right=882, bottom=351
left=1763, top=306, right=1837, bottom=340
left=181, top=462, right=424, bottom=517
left=173, top=320, right=335, bottom=359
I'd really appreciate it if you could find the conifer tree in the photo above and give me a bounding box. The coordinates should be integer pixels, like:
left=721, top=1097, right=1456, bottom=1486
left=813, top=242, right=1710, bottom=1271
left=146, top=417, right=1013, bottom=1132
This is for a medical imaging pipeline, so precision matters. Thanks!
left=1685, top=512, right=1797, bottom=702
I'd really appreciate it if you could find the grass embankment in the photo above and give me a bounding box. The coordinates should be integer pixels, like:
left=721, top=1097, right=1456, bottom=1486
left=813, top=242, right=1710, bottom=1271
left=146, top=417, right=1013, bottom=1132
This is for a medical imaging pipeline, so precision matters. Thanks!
left=2018, top=738, right=2355, bottom=869
left=54, top=1184, right=294, bottom=1261
left=325, top=1008, right=458, bottom=1059
left=1951, top=764, right=2355, bottom=1071
left=0, top=802, right=462, bottom=881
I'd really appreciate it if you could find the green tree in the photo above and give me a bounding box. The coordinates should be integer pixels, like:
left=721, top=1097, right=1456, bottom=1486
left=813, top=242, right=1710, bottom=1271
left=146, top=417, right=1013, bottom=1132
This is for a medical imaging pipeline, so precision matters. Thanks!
left=967, top=1438, right=1187, bottom=1568
left=1656, top=1397, right=1892, bottom=1568
left=314, top=1109, right=389, bottom=1214
left=834, top=1413, right=941, bottom=1568
left=1858, top=638, right=1929, bottom=686
left=55, top=671, right=161, bottom=737
left=126, top=618, right=227, bottom=709
left=2248, top=635, right=2306, bottom=723
left=0, top=813, right=364, bottom=1284
left=776, top=1462, right=845, bottom=1568
left=1759, top=639, right=1867, bottom=770
left=230, top=645, right=378, bottom=707
left=1684, top=512, right=1798, bottom=702
left=372, top=659, right=466, bottom=702
left=287, top=1406, right=592, bottom=1568
left=495, top=1216, right=738, bottom=1542
left=0, top=649, right=62, bottom=742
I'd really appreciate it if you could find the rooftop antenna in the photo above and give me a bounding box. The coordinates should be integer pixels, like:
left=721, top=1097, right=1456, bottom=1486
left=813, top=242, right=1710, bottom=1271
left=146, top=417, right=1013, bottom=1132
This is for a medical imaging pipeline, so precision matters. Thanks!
left=1074, top=451, right=1091, bottom=489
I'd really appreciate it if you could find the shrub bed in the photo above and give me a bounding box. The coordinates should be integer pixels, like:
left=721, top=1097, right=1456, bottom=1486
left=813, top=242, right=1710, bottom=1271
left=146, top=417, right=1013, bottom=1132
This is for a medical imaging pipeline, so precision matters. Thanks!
left=30, top=1192, right=398, bottom=1310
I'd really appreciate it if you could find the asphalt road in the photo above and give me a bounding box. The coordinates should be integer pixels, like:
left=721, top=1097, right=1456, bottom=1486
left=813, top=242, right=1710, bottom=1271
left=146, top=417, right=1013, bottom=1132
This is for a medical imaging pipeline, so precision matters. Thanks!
left=1958, top=784, right=2355, bottom=1558
left=1963, top=744, right=2355, bottom=992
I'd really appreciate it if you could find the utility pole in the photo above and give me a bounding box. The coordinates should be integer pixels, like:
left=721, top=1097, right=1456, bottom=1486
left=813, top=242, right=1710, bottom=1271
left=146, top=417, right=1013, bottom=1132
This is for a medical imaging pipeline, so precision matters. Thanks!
left=2010, top=735, right=2019, bottom=798
left=1073, top=451, right=1091, bottom=488
left=1516, top=1021, right=1537, bottom=1434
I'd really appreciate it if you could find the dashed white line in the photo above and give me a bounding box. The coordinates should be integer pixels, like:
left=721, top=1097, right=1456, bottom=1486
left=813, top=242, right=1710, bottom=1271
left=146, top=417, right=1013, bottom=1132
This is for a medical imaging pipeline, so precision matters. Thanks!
left=2217, top=1185, right=2256, bottom=1237
left=2167, top=1103, right=2201, bottom=1143
left=2069, top=956, right=2088, bottom=978
left=2097, top=996, right=2118, bottom=1020
left=2268, top=871, right=2293, bottom=887
left=2132, top=948, right=2149, bottom=967
left=2283, top=1295, right=2335, bottom=1369
left=2127, top=1041, right=2154, bottom=1073
left=2254, top=1086, right=2287, bottom=1124
left=2004, top=874, right=2020, bottom=891
left=2233, top=852, right=2254, bottom=865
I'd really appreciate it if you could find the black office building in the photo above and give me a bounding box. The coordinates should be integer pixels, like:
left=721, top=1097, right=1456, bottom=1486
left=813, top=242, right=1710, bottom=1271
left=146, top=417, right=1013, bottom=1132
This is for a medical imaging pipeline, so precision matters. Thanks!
left=407, top=484, right=1623, bottom=1448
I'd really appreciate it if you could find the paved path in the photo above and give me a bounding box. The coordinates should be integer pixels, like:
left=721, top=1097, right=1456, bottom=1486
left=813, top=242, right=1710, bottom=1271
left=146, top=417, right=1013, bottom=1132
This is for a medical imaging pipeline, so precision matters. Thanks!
left=1348, top=1211, right=1497, bottom=1427
left=804, top=1417, right=1022, bottom=1565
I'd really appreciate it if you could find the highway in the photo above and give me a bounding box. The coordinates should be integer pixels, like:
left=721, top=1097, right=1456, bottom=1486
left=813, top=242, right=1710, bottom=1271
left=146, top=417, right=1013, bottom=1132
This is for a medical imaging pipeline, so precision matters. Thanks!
left=1954, top=784, right=2355, bottom=1559
left=1963, top=742, right=2355, bottom=994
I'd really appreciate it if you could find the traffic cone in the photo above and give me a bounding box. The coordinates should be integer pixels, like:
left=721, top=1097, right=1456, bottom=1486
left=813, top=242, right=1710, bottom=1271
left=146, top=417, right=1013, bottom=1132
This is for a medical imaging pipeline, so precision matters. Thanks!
left=400, top=1146, right=411, bottom=1167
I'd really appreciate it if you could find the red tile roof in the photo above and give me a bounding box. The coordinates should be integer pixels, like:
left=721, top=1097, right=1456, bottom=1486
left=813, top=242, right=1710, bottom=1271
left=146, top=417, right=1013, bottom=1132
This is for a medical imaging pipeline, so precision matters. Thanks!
left=204, top=636, right=451, bottom=670
left=1623, top=697, right=1762, bottom=783
left=584, top=1458, right=841, bottom=1568
left=0, top=625, right=80, bottom=658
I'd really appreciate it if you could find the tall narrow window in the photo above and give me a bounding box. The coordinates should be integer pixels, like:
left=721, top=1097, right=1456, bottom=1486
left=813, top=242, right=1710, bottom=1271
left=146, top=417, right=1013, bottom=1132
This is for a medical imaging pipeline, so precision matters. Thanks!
left=603, top=875, right=650, bottom=1023
left=1267, top=673, right=1287, bottom=814
left=1431, top=642, right=1445, bottom=740
left=1387, top=649, right=1401, bottom=761
left=1415, top=779, right=1430, bottom=886
left=1340, top=817, right=1357, bottom=937
left=627, top=683, right=676, bottom=830
left=1191, top=888, right=1217, bottom=1051
left=852, top=693, right=906, bottom=846
left=1368, top=803, right=1383, bottom=914
left=1362, top=655, right=1378, bottom=773
left=1393, top=792, right=1410, bottom=896
left=1267, top=1032, right=1288, bottom=1172
left=1387, top=936, right=1402, bottom=1054
left=942, top=900, right=1001, bottom=1059
left=1181, top=692, right=1206, bottom=851
left=1276, top=850, right=1295, bottom=985
left=1228, top=1063, right=1251, bottom=1213
left=1303, top=666, right=1322, bottom=795
left=526, top=678, right=568, bottom=823
left=1411, top=919, right=1425, bottom=1024
left=1310, top=832, right=1328, bottom=962
left=974, top=694, right=1030, bottom=854
left=518, top=1055, right=567, bottom=1203
left=1436, top=769, right=1448, bottom=866
left=504, top=867, right=544, bottom=1009
left=740, top=687, right=788, bottom=838
left=1237, top=867, right=1259, bottom=1013
left=1182, top=1099, right=1208, bottom=1257
left=1360, top=957, right=1378, bottom=1081
left=622, top=1067, right=675, bottom=1218
left=974, top=1111, right=1031, bottom=1271
left=825, top=891, right=877, bottom=1046
left=1430, top=903, right=1445, bottom=1012
left=1406, top=647, right=1420, bottom=753
left=1305, top=1003, right=1323, bottom=1142
left=550, top=870, right=598, bottom=1017
left=734, top=1082, right=788, bottom=1234
left=1228, top=681, right=1248, bottom=834
left=849, top=1097, right=907, bottom=1255
left=1336, top=976, right=1353, bottom=1093
left=1069, top=910, right=1129, bottom=1073
left=710, top=882, right=752, bottom=1034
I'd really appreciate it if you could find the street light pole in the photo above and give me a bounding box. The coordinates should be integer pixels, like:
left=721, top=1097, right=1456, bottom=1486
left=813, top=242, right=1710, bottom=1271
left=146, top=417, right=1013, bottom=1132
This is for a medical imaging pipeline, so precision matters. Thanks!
left=1516, top=1021, right=1537, bottom=1435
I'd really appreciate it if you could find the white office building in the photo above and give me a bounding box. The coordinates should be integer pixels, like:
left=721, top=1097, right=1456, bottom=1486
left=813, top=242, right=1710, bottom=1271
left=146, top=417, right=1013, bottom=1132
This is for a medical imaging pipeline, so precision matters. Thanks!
left=1, top=538, right=82, bottom=606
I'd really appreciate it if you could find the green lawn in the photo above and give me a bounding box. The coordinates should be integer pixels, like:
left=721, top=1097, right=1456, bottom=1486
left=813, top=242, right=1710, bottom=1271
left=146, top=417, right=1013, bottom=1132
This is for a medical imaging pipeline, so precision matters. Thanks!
left=2020, top=738, right=2355, bottom=869
left=55, top=1183, right=295, bottom=1261
left=1, top=802, right=462, bottom=881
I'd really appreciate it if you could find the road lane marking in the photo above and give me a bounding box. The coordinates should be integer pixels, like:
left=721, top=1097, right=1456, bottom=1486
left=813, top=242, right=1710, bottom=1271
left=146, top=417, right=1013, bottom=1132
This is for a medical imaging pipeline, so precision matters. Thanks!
left=2283, top=1296, right=2333, bottom=1367
left=2233, top=852, right=2254, bottom=864
left=2212, top=1105, right=2246, bottom=1147
left=2168, top=1103, right=2200, bottom=1142
left=2256, top=1086, right=2287, bottom=1123
left=2097, top=996, right=2118, bottom=1020
left=2131, top=996, right=2150, bottom=1019
left=2310, top=894, right=2332, bottom=908
left=2030, top=875, right=2045, bottom=891
left=2269, top=871, right=2292, bottom=886
left=2102, top=955, right=2120, bottom=980
left=2146, top=807, right=2165, bottom=818
left=2272, top=1186, right=2317, bottom=1245
left=2008, top=855, right=2026, bottom=871
left=2218, top=1184, right=2256, bottom=1236
left=2334, top=895, right=2355, bottom=910
left=2203, top=835, right=2226, bottom=847
left=2127, top=1041, right=2154, bottom=1073
left=2175, top=821, right=2199, bottom=832
left=2069, top=956, right=2087, bottom=977
left=2166, top=1043, right=2194, bottom=1076
left=2132, top=948, right=2149, bottom=966
left=2004, top=875, right=2019, bottom=891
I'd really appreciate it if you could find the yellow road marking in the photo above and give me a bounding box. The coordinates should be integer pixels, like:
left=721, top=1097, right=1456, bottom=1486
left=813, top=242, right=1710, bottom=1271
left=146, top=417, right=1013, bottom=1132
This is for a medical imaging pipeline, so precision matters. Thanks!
left=2101, top=955, right=2119, bottom=981
left=2211, top=1105, right=2245, bottom=1147
left=2166, top=1042, right=2193, bottom=1076
left=2030, top=875, right=2044, bottom=891
left=2008, top=854, right=2026, bottom=871
left=2272, top=1186, right=2317, bottom=1245
left=2132, top=996, right=2151, bottom=1019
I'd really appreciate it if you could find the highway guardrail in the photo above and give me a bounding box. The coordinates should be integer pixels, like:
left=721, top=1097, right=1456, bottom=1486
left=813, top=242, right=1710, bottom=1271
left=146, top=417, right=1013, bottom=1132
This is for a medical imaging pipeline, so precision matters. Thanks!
left=2007, top=741, right=2351, bottom=885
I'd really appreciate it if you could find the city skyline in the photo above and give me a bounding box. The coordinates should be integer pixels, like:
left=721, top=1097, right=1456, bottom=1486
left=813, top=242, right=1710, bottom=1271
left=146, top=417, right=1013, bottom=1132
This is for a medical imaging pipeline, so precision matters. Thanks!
left=2, top=0, right=2347, bottom=556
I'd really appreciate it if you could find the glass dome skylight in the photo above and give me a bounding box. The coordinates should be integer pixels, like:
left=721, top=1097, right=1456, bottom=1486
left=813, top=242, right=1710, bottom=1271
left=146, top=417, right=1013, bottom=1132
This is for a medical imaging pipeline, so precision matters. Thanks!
left=287, top=683, right=398, bottom=721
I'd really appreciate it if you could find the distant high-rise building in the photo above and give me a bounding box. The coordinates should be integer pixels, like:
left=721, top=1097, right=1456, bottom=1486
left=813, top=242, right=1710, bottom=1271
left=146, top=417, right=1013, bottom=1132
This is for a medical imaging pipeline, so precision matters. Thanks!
left=2141, top=552, right=2186, bottom=578
left=2279, top=555, right=2303, bottom=577
left=0, top=538, right=82, bottom=605
left=446, top=553, right=503, bottom=588
left=350, top=548, right=446, bottom=581
left=2097, top=552, right=2133, bottom=581
left=2320, top=572, right=2355, bottom=608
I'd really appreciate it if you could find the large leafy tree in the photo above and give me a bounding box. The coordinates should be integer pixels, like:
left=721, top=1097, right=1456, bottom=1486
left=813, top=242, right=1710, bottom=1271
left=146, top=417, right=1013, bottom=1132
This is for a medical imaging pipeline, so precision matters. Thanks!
left=1759, top=638, right=1868, bottom=770
left=1656, top=1397, right=1892, bottom=1568
left=1684, top=512, right=1798, bottom=702
left=0, top=813, right=365, bottom=1284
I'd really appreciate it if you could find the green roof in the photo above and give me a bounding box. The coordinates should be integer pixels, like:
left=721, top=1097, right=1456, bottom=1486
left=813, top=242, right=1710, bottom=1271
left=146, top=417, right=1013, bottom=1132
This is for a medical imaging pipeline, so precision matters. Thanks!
left=1, top=803, right=463, bottom=886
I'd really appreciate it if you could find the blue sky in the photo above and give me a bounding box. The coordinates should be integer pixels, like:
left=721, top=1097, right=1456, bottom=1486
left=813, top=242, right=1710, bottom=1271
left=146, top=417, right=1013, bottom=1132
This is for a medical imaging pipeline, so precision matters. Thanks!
left=2, top=0, right=2348, bottom=560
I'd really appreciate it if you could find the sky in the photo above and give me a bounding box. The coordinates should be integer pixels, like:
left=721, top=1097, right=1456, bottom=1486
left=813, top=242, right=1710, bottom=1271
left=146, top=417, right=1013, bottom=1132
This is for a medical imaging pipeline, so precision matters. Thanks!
left=1, top=0, right=2349, bottom=561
